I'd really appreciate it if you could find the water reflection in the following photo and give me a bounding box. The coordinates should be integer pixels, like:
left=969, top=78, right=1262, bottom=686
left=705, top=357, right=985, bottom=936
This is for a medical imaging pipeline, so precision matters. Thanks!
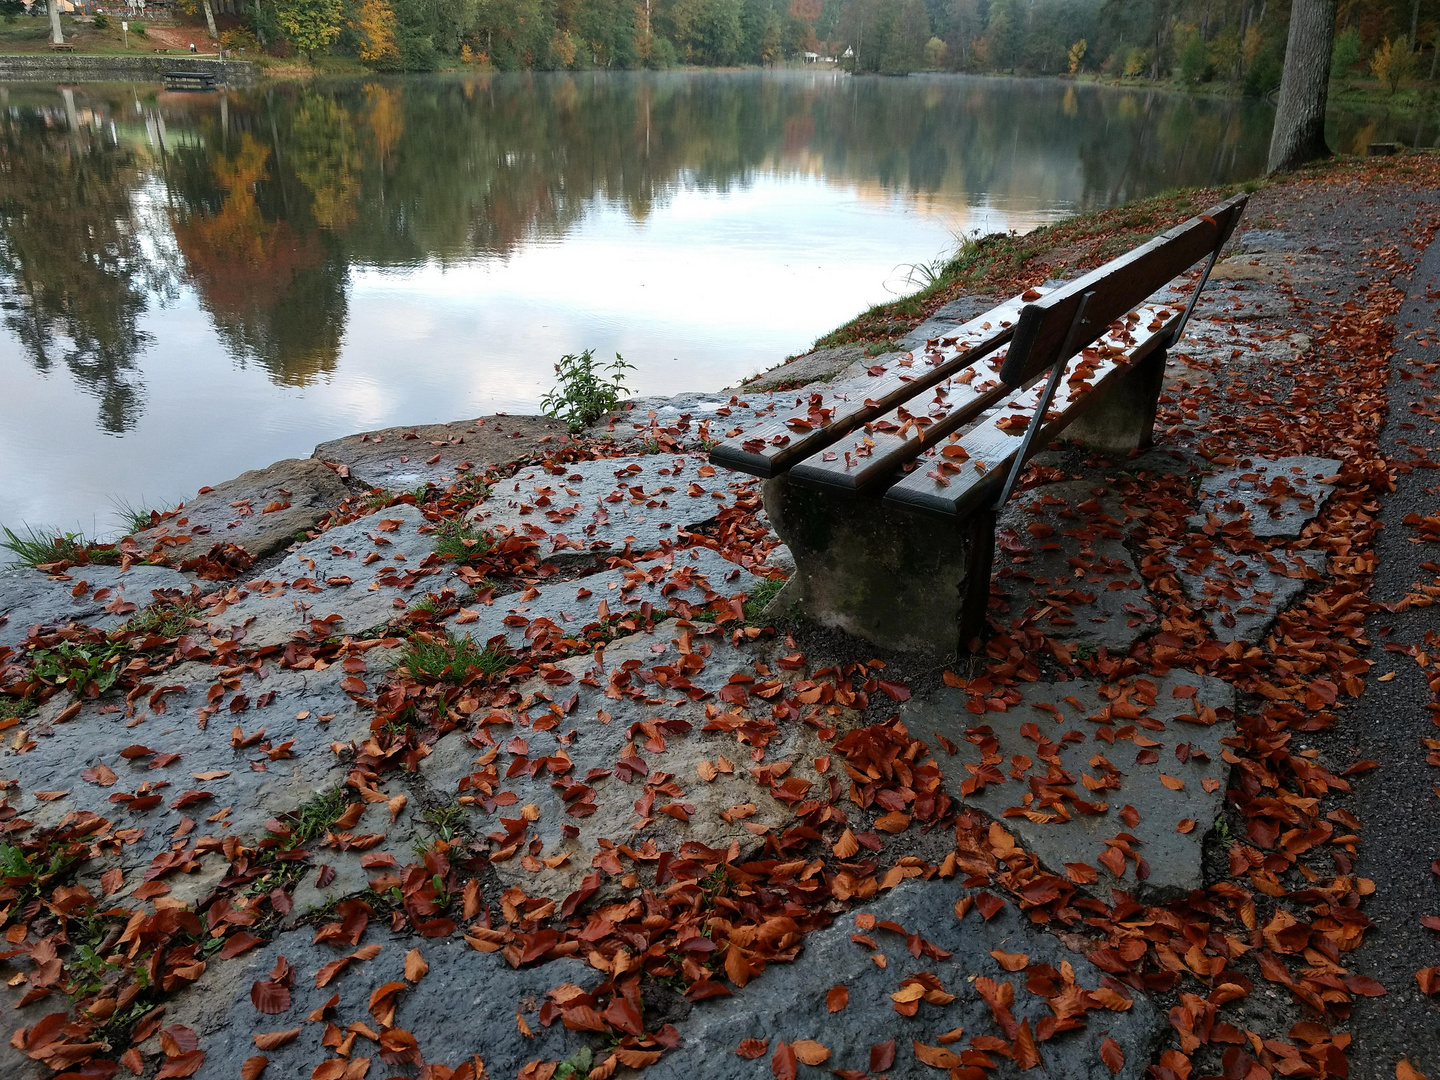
left=0, top=71, right=1430, bottom=528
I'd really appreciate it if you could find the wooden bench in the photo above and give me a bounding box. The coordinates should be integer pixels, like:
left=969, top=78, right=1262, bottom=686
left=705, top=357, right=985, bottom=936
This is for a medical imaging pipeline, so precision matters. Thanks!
left=709, top=194, right=1248, bottom=655
left=164, top=70, right=218, bottom=92
left=47, top=41, right=75, bottom=50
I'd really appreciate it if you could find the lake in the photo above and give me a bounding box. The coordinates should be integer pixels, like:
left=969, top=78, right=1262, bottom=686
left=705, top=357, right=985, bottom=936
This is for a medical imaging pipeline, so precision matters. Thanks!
left=0, top=70, right=1428, bottom=535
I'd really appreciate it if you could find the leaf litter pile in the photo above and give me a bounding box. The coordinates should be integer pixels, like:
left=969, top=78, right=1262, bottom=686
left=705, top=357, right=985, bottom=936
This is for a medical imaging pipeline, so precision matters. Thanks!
left=1, top=155, right=1439, bottom=1080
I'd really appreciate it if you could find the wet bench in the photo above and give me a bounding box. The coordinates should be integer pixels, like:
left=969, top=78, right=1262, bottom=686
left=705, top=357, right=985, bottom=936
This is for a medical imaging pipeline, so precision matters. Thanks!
left=164, top=70, right=218, bottom=91
left=709, top=194, right=1248, bottom=655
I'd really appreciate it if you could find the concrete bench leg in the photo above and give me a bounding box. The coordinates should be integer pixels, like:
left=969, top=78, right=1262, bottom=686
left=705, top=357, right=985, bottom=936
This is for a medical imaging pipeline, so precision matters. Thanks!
left=1065, top=346, right=1168, bottom=454
left=762, top=474, right=995, bottom=655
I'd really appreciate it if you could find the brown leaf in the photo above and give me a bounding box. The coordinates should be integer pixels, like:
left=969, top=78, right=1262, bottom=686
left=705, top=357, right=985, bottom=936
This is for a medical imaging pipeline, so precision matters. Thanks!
left=913, top=1042, right=964, bottom=1069
left=1398, top=1062, right=1428, bottom=1080
left=1100, top=1036, right=1124, bottom=1074
left=870, top=1039, right=896, bottom=1072
left=771, top=1040, right=796, bottom=1080
left=989, top=950, right=1029, bottom=971
left=826, top=985, right=848, bottom=1013
left=253, top=1029, right=302, bottom=1051
left=81, top=763, right=118, bottom=786
left=791, top=1040, right=830, bottom=1066
left=735, top=1039, right=768, bottom=1060
left=156, top=1051, right=206, bottom=1078
left=404, top=949, right=429, bottom=983
left=251, top=980, right=291, bottom=1014
left=241, top=1057, right=269, bottom=1080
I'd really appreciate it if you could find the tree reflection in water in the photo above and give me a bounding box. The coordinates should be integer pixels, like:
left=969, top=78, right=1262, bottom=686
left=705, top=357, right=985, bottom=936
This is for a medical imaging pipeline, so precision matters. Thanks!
left=0, top=72, right=1427, bottom=433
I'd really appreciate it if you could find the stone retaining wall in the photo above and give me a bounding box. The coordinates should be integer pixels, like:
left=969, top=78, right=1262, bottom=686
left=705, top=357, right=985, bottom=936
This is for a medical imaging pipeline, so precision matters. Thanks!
left=0, top=53, right=257, bottom=85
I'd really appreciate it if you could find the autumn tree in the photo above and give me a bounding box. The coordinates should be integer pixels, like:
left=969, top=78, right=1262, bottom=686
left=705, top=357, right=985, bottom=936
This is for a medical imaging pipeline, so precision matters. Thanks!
left=1267, top=0, right=1336, bottom=172
left=1371, top=34, right=1417, bottom=91
left=355, top=0, right=400, bottom=58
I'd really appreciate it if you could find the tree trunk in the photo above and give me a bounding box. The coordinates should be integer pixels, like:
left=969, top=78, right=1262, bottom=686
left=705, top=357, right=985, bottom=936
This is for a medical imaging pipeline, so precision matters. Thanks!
left=1267, top=0, right=1335, bottom=173
left=1412, top=0, right=1420, bottom=45
left=201, top=0, right=218, bottom=39
left=47, top=0, right=63, bottom=44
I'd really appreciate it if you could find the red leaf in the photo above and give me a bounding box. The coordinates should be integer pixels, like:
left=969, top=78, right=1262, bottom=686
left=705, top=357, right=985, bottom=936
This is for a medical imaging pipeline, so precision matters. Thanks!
left=771, top=1040, right=797, bottom=1080
left=250, top=980, right=291, bottom=1014
left=736, top=1039, right=768, bottom=1060
left=1100, top=1037, right=1124, bottom=1073
left=156, top=1051, right=205, bottom=1079
left=871, top=1039, right=896, bottom=1072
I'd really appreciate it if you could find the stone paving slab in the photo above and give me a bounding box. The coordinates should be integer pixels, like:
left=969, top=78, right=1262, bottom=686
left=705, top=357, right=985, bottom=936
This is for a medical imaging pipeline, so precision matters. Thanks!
left=203, top=505, right=455, bottom=648
left=0, top=657, right=379, bottom=900
left=994, top=481, right=1154, bottom=652
left=447, top=546, right=762, bottom=650
left=467, top=455, right=746, bottom=564
left=153, top=926, right=600, bottom=1080
left=0, top=563, right=192, bottom=651
left=131, top=458, right=350, bottom=560
left=649, top=877, right=1161, bottom=1080
left=420, top=622, right=843, bottom=902
left=1187, top=456, right=1341, bottom=538
left=1178, top=547, right=1326, bottom=643
left=314, top=415, right=571, bottom=491
left=902, top=672, right=1236, bottom=898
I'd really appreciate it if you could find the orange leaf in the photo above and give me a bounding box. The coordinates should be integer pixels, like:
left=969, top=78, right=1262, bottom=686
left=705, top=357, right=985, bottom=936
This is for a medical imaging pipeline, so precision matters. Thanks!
left=1398, top=1062, right=1428, bottom=1080
left=792, top=1040, right=830, bottom=1066
left=989, top=950, right=1029, bottom=971
left=253, top=1030, right=301, bottom=1051
left=240, top=1058, right=269, bottom=1080
left=772, top=1040, right=797, bottom=1080
left=404, top=949, right=428, bottom=983
left=913, top=1042, right=965, bottom=1069
left=1100, top=1036, right=1124, bottom=1073
left=826, top=985, right=848, bottom=1013
left=1159, top=773, right=1186, bottom=791
left=735, top=1039, right=767, bottom=1060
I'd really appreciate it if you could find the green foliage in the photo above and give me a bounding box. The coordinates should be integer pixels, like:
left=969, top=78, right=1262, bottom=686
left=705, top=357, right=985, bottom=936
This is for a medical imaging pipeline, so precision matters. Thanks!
left=1176, top=28, right=1210, bottom=83
left=540, top=349, right=633, bottom=431
left=1, top=526, right=85, bottom=568
left=400, top=632, right=507, bottom=684
left=554, top=1049, right=594, bottom=1080
left=1331, top=26, right=1360, bottom=76
left=92, top=11, right=109, bottom=28
left=29, top=640, right=125, bottom=698
left=275, top=0, right=346, bottom=56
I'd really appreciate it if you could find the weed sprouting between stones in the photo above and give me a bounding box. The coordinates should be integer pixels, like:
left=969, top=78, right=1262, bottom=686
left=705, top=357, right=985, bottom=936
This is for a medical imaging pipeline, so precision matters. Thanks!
left=29, top=639, right=125, bottom=698
left=432, top=519, right=491, bottom=562
left=399, top=632, right=507, bottom=685
left=1, top=525, right=88, bottom=568
left=125, top=598, right=201, bottom=639
left=540, top=349, right=634, bottom=431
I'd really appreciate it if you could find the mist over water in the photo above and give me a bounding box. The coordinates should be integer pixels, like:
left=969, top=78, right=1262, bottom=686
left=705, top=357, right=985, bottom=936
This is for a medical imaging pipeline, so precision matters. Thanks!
left=0, top=69, right=1425, bottom=532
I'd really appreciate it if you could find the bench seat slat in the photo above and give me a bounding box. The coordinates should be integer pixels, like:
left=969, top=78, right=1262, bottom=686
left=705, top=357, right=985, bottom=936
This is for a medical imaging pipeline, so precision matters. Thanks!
left=708, top=292, right=1036, bottom=478
left=883, top=304, right=1180, bottom=520
left=786, top=340, right=1013, bottom=493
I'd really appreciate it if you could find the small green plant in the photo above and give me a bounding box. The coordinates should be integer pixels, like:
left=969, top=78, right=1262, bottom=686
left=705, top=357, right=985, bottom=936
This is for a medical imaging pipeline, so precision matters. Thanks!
left=432, top=519, right=490, bottom=562
left=112, top=497, right=162, bottom=536
left=126, top=598, right=199, bottom=639
left=92, top=11, right=109, bottom=28
left=540, top=349, right=634, bottom=431
left=0, top=694, right=35, bottom=722
left=29, top=640, right=125, bottom=698
left=280, top=786, right=350, bottom=849
left=399, top=632, right=507, bottom=684
left=363, top=490, right=394, bottom=511
left=743, top=578, right=786, bottom=623
left=554, top=1048, right=593, bottom=1080
left=131, top=21, right=146, bottom=35
left=1, top=525, right=85, bottom=568
left=1072, top=640, right=1098, bottom=661
left=864, top=340, right=901, bottom=357
left=1212, top=817, right=1234, bottom=845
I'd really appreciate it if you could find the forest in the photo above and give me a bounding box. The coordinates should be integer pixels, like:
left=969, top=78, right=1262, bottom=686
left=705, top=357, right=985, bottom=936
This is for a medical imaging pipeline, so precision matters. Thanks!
left=208, top=0, right=1436, bottom=90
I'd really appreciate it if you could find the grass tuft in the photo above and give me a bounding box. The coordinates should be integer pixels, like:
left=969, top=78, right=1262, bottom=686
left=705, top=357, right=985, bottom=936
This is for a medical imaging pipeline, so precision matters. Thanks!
left=432, top=519, right=491, bottom=562
left=400, top=632, right=507, bottom=685
left=743, top=578, right=787, bottom=624
left=126, top=598, right=200, bottom=639
left=1, top=525, right=86, bottom=568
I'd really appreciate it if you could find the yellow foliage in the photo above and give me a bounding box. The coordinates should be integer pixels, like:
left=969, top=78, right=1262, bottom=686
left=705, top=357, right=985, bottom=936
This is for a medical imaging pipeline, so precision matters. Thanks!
left=1371, top=36, right=1416, bottom=94
left=355, top=0, right=398, bottom=61
left=1067, top=38, right=1086, bottom=74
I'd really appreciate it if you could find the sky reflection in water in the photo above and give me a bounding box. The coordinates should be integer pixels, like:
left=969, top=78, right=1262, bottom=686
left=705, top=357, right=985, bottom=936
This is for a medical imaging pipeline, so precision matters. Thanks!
left=0, top=70, right=1424, bottom=533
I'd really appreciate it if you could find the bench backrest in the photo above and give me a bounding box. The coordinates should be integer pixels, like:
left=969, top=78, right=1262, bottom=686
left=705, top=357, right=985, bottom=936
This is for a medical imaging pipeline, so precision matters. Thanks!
left=998, top=192, right=1247, bottom=387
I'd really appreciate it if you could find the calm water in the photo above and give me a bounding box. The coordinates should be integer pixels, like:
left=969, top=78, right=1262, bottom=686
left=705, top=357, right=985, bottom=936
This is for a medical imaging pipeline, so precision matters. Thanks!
left=0, top=71, right=1429, bottom=534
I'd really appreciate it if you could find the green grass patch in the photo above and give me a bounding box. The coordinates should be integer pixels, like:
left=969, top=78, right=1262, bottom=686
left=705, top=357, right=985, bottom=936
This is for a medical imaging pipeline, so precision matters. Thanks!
left=281, top=786, right=350, bottom=849
left=743, top=578, right=786, bottom=623
left=125, top=598, right=200, bottom=639
left=1, top=525, right=86, bottom=568
left=399, top=632, right=507, bottom=684
left=432, top=519, right=491, bottom=562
